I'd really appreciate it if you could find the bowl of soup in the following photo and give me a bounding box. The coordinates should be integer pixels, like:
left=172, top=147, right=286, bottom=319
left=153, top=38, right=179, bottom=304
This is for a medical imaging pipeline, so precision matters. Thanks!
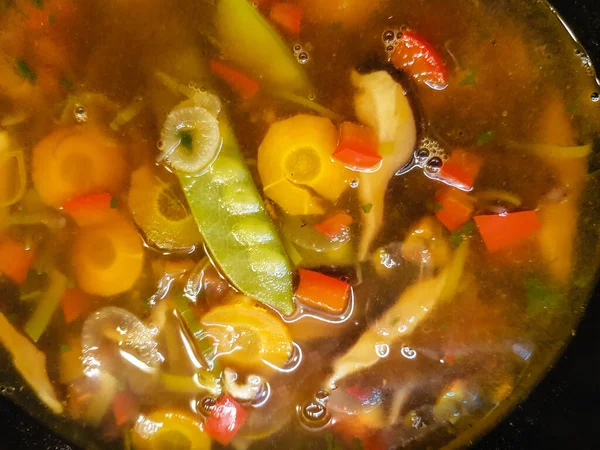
left=0, top=0, right=598, bottom=449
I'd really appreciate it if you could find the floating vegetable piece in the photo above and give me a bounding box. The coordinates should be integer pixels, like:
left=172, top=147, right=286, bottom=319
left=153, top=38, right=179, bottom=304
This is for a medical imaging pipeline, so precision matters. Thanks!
left=223, top=368, right=265, bottom=402
left=205, top=394, right=248, bottom=446
left=391, top=30, right=448, bottom=90
left=216, top=0, right=310, bottom=93
left=0, top=236, right=36, bottom=285
left=159, top=105, right=222, bottom=173
left=314, top=212, right=353, bottom=240
left=295, top=269, right=350, bottom=314
left=435, top=188, right=474, bottom=231
left=132, top=409, right=210, bottom=450
left=201, top=302, right=293, bottom=370
left=155, top=75, right=294, bottom=314
left=333, top=122, right=382, bottom=171
left=210, top=59, right=260, bottom=99
left=72, top=216, right=144, bottom=296
left=474, top=211, right=540, bottom=253
left=0, top=312, right=63, bottom=414
left=128, top=166, right=202, bottom=250
left=402, top=216, right=451, bottom=268
left=258, top=114, right=350, bottom=215
left=438, top=149, right=483, bottom=191
left=0, top=149, right=26, bottom=207
left=32, top=126, right=127, bottom=207
left=62, top=192, right=119, bottom=227
left=352, top=71, right=417, bottom=260
left=270, top=3, right=303, bottom=37
left=61, top=288, right=94, bottom=324
left=326, top=242, right=468, bottom=388
left=24, top=269, right=68, bottom=342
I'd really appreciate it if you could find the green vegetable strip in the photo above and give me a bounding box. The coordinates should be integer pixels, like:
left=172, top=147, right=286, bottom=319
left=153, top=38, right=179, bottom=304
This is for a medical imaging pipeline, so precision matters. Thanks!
left=178, top=119, right=295, bottom=315
left=173, top=295, right=222, bottom=374
left=23, top=269, right=67, bottom=342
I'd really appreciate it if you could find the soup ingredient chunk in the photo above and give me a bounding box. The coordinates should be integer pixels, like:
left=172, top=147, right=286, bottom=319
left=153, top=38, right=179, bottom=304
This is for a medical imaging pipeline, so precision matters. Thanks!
left=352, top=71, right=417, bottom=259
left=72, top=216, right=144, bottom=296
left=402, top=216, right=451, bottom=268
left=258, top=114, right=350, bottom=215
left=201, top=302, right=293, bottom=370
left=205, top=394, right=248, bottom=445
left=128, top=166, right=202, bottom=250
left=62, top=192, right=119, bottom=227
left=0, top=236, right=36, bottom=285
left=333, top=122, right=382, bottom=171
left=294, top=269, right=351, bottom=314
left=435, top=188, right=475, bottom=231
left=474, top=211, right=541, bottom=253
left=160, top=105, right=222, bottom=174
left=391, top=30, right=449, bottom=90
left=216, top=0, right=310, bottom=93
left=0, top=138, right=26, bottom=207
left=32, top=127, right=126, bottom=207
left=132, top=409, right=210, bottom=450
left=24, top=269, right=68, bottom=342
left=0, top=312, right=63, bottom=414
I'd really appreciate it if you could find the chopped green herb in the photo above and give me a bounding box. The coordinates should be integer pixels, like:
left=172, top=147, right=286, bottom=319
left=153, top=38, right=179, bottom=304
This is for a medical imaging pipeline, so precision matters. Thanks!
left=179, top=131, right=193, bottom=151
left=15, top=59, right=37, bottom=83
left=449, top=220, right=475, bottom=248
left=58, top=78, right=73, bottom=89
left=476, top=130, right=495, bottom=146
left=361, top=203, right=373, bottom=214
left=30, top=0, right=43, bottom=10
left=48, top=13, right=56, bottom=24
left=110, top=197, right=119, bottom=209
left=459, top=70, right=477, bottom=86
left=526, top=274, right=562, bottom=315
left=426, top=200, right=444, bottom=212
left=59, top=344, right=72, bottom=353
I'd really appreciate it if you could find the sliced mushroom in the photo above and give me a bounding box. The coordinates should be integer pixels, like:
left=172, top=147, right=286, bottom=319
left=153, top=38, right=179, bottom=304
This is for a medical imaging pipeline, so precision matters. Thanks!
left=223, top=367, right=265, bottom=403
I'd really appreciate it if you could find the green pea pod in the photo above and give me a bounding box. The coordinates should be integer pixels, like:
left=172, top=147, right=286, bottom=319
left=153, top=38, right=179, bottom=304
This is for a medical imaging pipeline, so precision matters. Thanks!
left=178, top=120, right=295, bottom=315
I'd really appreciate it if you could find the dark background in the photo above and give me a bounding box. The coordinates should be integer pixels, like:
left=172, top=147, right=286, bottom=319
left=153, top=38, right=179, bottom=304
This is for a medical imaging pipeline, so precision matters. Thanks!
left=0, top=0, right=598, bottom=449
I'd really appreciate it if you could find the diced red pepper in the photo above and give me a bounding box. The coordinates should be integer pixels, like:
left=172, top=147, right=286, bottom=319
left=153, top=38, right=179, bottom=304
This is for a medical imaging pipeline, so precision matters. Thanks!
left=313, top=212, right=353, bottom=239
left=439, top=149, right=483, bottom=191
left=0, top=237, right=36, bottom=285
left=62, top=192, right=118, bottom=227
left=111, top=390, right=139, bottom=427
left=210, top=59, right=260, bottom=100
left=435, top=188, right=474, bottom=232
left=474, top=211, right=541, bottom=253
left=333, top=122, right=382, bottom=170
left=391, top=30, right=448, bottom=90
left=270, top=3, right=303, bottom=37
left=295, top=269, right=351, bottom=315
left=62, top=288, right=94, bottom=324
left=205, top=394, right=248, bottom=446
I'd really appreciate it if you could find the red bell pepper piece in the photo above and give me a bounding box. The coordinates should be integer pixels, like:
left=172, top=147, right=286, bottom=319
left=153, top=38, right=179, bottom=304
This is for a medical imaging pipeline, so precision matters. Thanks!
left=391, top=30, right=448, bottom=90
left=474, top=211, right=541, bottom=253
left=62, top=288, right=94, bottom=324
left=270, top=3, right=303, bottom=37
left=62, top=192, right=118, bottom=227
left=111, top=390, right=139, bottom=427
left=313, top=212, right=353, bottom=239
left=205, top=394, right=248, bottom=445
left=333, top=122, right=382, bottom=170
left=435, top=188, right=474, bottom=232
left=438, top=149, right=483, bottom=191
left=0, top=237, right=36, bottom=285
left=295, top=269, right=351, bottom=315
left=210, top=59, right=260, bottom=100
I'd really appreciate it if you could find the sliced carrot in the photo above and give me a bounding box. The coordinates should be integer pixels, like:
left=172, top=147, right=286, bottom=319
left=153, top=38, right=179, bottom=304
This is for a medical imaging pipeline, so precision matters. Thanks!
left=314, top=212, right=353, bottom=239
left=0, top=237, right=36, bottom=285
left=295, top=269, right=350, bottom=314
left=474, top=211, right=541, bottom=253
left=111, top=390, right=139, bottom=427
left=62, top=192, right=118, bottom=227
left=270, top=3, right=303, bottom=37
left=210, top=59, right=260, bottom=99
left=61, top=288, right=94, bottom=324
left=333, top=122, right=382, bottom=170
left=439, top=149, right=483, bottom=191
left=435, top=188, right=474, bottom=232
